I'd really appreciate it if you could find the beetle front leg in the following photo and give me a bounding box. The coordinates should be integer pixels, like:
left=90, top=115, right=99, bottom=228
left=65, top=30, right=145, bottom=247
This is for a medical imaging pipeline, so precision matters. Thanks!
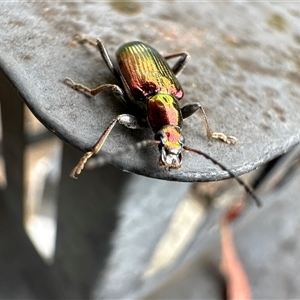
left=181, top=103, right=237, bottom=144
left=70, top=114, right=141, bottom=178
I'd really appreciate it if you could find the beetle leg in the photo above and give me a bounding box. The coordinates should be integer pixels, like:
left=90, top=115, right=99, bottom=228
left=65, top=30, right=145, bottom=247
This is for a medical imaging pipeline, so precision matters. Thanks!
left=164, top=52, right=190, bottom=77
left=96, top=39, right=120, bottom=79
left=70, top=114, right=141, bottom=178
left=181, top=103, right=201, bottom=119
left=72, top=33, right=98, bottom=47
left=181, top=103, right=237, bottom=144
left=71, top=34, right=120, bottom=79
left=64, top=79, right=127, bottom=103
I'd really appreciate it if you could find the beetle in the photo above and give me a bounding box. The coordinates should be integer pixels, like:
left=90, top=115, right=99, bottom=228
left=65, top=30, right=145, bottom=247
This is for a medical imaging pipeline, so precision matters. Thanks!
left=64, top=34, right=261, bottom=206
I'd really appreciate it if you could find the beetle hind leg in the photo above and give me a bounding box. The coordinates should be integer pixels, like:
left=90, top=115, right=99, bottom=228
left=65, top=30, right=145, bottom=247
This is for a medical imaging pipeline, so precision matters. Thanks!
left=96, top=39, right=120, bottom=79
left=164, top=52, right=190, bottom=77
left=72, top=33, right=98, bottom=47
left=70, top=34, right=120, bottom=79
left=181, top=103, right=237, bottom=144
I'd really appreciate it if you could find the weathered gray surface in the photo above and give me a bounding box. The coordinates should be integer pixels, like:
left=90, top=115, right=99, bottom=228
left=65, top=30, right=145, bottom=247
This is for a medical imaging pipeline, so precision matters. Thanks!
left=1, top=2, right=299, bottom=181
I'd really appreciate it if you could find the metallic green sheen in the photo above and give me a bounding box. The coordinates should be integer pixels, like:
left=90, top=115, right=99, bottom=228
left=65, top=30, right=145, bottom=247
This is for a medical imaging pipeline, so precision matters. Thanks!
left=116, top=41, right=184, bottom=104
left=148, top=93, right=183, bottom=131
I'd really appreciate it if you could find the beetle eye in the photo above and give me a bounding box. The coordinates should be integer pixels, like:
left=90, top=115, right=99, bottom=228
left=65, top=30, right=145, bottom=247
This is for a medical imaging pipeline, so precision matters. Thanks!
left=155, top=130, right=167, bottom=144
left=179, top=135, right=185, bottom=145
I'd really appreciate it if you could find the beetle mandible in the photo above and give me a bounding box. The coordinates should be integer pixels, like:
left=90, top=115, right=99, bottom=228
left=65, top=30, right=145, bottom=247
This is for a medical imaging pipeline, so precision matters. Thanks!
left=64, top=34, right=260, bottom=206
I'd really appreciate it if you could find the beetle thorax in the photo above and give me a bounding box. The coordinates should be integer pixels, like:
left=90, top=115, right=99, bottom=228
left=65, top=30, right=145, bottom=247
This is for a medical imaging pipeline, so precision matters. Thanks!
left=147, top=93, right=183, bottom=132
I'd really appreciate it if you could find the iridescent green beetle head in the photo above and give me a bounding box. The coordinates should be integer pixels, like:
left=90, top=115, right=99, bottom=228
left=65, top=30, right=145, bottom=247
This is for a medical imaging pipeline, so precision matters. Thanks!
left=155, top=125, right=185, bottom=169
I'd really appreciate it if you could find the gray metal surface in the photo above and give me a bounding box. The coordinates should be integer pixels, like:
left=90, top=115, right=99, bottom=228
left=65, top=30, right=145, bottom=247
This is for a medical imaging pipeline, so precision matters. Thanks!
left=1, top=2, right=299, bottom=181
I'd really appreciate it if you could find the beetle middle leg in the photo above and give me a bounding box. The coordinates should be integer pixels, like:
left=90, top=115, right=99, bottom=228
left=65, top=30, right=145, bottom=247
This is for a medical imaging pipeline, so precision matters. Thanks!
left=181, top=103, right=237, bottom=144
left=64, top=78, right=127, bottom=103
left=70, top=113, right=142, bottom=178
left=164, top=52, right=190, bottom=77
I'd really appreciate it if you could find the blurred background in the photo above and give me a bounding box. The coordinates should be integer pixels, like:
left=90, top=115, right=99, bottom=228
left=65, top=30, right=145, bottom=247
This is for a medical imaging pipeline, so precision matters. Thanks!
left=1, top=2, right=300, bottom=299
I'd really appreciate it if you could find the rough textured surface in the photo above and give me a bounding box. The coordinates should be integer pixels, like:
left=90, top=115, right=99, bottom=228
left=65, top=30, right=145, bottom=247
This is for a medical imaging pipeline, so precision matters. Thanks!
left=1, top=2, right=300, bottom=182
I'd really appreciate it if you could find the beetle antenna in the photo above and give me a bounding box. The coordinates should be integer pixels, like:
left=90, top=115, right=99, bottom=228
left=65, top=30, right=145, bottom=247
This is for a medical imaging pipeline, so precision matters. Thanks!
left=87, top=140, right=261, bottom=206
left=183, top=145, right=262, bottom=207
